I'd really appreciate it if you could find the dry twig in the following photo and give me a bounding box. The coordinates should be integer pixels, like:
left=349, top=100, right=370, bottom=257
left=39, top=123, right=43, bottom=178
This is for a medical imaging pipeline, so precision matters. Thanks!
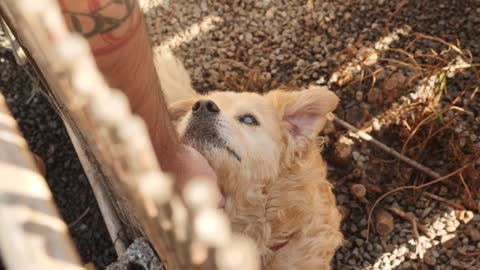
left=422, top=192, right=466, bottom=210
left=329, top=113, right=443, bottom=179
left=365, top=164, right=470, bottom=241
left=68, top=207, right=91, bottom=228
left=387, top=206, right=435, bottom=239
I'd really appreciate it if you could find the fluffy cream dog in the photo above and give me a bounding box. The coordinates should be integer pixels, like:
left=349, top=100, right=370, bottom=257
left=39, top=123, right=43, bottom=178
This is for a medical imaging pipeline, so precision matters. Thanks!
left=155, top=51, right=343, bottom=270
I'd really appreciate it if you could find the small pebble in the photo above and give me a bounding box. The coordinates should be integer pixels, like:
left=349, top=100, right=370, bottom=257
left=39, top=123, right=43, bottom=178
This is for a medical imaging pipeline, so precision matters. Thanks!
left=436, top=229, right=447, bottom=236
left=433, top=221, right=446, bottom=231
left=467, top=227, right=480, bottom=242
left=445, top=225, right=456, bottom=233
left=424, top=255, right=436, bottom=266
left=355, top=238, right=365, bottom=246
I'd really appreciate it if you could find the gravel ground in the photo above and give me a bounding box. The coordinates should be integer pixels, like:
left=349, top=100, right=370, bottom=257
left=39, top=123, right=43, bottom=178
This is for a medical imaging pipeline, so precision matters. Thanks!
left=2, top=0, right=480, bottom=269
left=146, top=1, right=480, bottom=269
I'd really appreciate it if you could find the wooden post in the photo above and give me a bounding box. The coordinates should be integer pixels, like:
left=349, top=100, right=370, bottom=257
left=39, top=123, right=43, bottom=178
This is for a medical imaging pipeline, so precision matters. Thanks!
left=0, top=93, right=84, bottom=270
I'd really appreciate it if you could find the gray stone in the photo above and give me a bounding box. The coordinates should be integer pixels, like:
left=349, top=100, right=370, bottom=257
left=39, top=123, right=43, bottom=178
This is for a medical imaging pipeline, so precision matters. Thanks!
left=107, top=238, right=163, bottom=270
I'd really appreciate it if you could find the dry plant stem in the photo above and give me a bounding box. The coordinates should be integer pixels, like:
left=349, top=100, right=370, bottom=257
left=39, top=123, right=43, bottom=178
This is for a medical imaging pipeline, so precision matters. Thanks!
left=399, top=52, right=474, bottom=160
left=365, top=164, right=470, bottom=241
left=349, top=67, right=386, bottom=85
left=334, top=168, right=361, bottom=188
left=330, top=114, right=443, bottom=179
left=383, top=0, right=408, bottom=33
left=407, top=120, right=455, bottom=153
left=383, top=48, right=422, bottom=69
left=458, top=173, right=473, bottom=201
left=387, top=206, right=434, bottom=239
left=415, top=33, right=465, bottom=55
left=379, top=57, right=437, bottom=69
left=467, top=251, right=480, bottom=257
left=401, top=87, right=468, bottom=156
left=422, top=192, right=466, bottom=210
left=68, top=207, right=91, bottom=228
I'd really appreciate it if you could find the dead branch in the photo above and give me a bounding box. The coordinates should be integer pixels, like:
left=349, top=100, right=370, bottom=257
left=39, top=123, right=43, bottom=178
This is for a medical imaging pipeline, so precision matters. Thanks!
left=329, top=113, right=443, bottom=179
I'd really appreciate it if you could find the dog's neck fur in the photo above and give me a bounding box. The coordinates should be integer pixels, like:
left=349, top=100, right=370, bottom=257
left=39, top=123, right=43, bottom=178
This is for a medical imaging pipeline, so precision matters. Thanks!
left=221, top=140, right=338, bottom=264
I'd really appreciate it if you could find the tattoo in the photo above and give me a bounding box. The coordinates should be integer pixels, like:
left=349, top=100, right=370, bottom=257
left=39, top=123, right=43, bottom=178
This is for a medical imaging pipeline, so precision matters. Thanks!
left=61, top=0, right=142, bottom=56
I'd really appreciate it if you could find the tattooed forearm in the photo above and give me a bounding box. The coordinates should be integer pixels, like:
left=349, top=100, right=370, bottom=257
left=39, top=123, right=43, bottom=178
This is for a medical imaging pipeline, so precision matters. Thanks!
left=60, top=0, right=142, bottom=56
left=62, top=0, right=135, bottom=38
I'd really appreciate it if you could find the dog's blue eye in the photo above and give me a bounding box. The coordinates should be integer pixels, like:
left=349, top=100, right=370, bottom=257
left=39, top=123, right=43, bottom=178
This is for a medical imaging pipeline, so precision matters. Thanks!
left=239, top=114, right=259, bottom=125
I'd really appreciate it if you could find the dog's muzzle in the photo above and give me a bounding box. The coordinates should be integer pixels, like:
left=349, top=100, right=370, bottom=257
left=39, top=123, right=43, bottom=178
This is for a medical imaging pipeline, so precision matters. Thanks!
left=183, top=100, right=241, bottom=162
left=184, top=99, right=222, bottom=144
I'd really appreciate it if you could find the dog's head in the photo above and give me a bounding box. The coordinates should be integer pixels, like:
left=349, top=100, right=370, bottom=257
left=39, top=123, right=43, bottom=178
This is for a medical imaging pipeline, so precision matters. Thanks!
left=169, top=86, right=339, bottom=197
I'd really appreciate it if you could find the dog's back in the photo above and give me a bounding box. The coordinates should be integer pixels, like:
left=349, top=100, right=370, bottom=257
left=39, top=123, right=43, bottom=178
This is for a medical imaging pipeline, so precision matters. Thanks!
left=153, top=48, right=197, bottom=105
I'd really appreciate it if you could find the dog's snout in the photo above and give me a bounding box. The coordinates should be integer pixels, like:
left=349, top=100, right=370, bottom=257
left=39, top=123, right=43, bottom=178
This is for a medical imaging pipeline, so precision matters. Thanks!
left=192, top=100, right=220, bottom=116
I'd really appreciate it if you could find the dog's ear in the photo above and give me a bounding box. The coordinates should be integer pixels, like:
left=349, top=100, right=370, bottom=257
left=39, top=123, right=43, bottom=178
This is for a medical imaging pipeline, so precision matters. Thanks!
left=267, top=86, right=339, bottom=140
left=168, top=98, right=197, bottom=124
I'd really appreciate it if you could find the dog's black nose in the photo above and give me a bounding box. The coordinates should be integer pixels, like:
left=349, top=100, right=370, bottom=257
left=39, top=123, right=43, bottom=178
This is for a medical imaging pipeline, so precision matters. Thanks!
left=192, top=100, right=220, bottom=116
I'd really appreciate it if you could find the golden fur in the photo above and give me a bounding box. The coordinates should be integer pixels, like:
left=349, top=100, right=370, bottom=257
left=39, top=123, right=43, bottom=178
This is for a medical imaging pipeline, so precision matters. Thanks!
left=155, top=52, right=343, bottom=270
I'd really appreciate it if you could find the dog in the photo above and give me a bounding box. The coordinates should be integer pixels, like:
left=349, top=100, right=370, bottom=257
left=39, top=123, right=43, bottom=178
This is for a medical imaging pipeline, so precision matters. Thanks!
left=155, top=50, right=343, bottom=270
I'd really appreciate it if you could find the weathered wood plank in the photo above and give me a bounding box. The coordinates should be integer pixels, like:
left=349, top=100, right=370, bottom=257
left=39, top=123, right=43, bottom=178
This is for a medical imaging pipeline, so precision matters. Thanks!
left=0, top=93, right=84, bottom=270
